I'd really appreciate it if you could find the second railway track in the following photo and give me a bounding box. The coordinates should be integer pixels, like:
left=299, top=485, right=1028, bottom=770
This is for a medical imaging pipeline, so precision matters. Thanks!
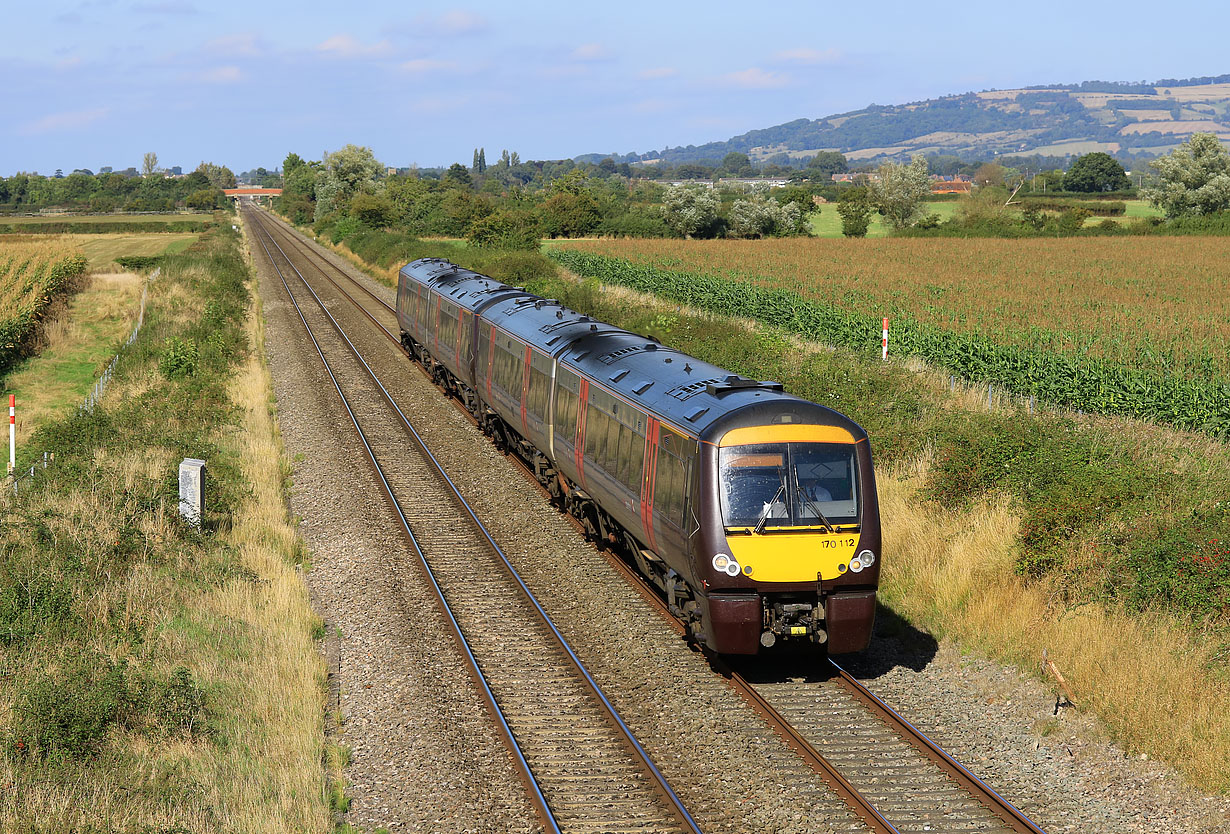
left=247, top=207, right=1049, bottom=834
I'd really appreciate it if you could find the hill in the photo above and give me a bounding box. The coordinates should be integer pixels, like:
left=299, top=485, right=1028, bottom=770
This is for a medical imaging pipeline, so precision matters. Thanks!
left=583, top=74, right=1230, bottom=167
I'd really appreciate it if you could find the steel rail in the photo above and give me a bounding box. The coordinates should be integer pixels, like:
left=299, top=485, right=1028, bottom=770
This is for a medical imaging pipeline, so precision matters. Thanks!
left=827, top=659, right=1048, bottom=834
left=249, top=214, right=560, bottom=832
left=247, top=208, right=704, bottom=834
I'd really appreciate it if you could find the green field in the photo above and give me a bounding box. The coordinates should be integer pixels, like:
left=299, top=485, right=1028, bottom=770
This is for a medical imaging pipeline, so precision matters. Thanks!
left=809, top=200, right=959, bottom=237
left=72, top=233, right=199, bottom=269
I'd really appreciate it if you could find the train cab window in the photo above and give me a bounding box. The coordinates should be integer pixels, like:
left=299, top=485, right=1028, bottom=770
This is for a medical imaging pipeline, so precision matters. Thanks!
left=719, top=442, right=859, bottom=530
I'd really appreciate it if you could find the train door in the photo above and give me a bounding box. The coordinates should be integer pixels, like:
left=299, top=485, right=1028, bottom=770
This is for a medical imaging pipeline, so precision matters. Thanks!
left=640, top=418, right=660, bottom=552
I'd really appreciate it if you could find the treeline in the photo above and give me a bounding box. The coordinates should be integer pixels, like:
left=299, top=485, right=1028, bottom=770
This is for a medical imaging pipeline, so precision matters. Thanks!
left=278, top=146, right=828, bottom=248
left=0, top=162, right=238, bottom=214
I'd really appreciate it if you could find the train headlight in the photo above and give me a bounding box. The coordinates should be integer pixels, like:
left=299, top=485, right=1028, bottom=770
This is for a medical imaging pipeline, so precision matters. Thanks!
left=850, top=559, right=864, bottom=573
left=857, top=549, right=876, bottom=567
left=725, top=562, right=741, bottom=577
left=713, top=553, right=742, bottom=577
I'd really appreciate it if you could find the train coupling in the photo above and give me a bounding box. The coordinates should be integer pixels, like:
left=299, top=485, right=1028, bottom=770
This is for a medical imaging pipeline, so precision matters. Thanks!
left=760, top=601, right=827, bottom=648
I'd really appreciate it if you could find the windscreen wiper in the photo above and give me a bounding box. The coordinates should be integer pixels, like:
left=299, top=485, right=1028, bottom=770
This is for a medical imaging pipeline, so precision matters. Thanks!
left=753, top=483, right=787, bottom=534
left=794, top=470, right=836, bottom=534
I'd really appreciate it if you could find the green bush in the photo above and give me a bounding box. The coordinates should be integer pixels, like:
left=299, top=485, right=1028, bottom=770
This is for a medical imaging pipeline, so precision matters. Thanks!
left=114, top=255, right=161, bottom=271
left=159, top=336, right=198, bottom=378
left=14, top=656, right=139, bottom=758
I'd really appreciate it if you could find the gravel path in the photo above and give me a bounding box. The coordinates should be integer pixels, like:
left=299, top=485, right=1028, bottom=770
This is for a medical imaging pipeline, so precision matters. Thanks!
left=255, top=212, right=1230, bottom=834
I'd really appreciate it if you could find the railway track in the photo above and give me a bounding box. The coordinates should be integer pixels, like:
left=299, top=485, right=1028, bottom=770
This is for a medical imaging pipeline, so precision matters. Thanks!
left=246, top=208, right=1049, bottom=834
left=246, top=209, right=702, bottom=834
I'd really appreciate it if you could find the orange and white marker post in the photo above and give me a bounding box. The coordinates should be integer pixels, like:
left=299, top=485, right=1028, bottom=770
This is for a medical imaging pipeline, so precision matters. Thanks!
left=8, top=395, right=14, bottom=476
left=881, top=318, right=889, bottom=361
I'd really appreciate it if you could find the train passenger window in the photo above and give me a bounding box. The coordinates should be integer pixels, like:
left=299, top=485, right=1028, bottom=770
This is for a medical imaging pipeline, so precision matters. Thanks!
left=653, top=429, right=692, bottom=529
left=527, top=350, right=551, bottom=421
left=478, top=322, right=491, bottom=377
left=554, top=367, right=580, bottom=446
left=586, top=407, right=609, bottom=466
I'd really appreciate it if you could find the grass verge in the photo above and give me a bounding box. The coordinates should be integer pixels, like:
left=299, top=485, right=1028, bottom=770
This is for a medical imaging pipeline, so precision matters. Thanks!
left=0, top=226, right=329, bottom=830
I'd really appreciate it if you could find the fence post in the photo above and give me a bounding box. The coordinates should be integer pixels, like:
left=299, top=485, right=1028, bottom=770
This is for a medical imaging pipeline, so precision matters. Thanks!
left=7, top=395, right=13, bottom=476
left=881, top=317, right=889, bottom=361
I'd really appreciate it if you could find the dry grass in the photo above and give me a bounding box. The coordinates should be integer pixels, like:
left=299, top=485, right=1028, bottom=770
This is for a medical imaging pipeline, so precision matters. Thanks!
left=557, top=236, right=1230, bottom=377
left=0, top=236, right=328, bottom=831
left=878, top=458, right=1230, bottom=792
left=5, top=271, right=143, bottom=447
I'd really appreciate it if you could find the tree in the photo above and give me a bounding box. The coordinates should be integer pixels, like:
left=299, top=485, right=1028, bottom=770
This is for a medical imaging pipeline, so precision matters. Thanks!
left=467, top=207, right=540, bottom=250
left=973, top=162, right=1004, bottom=188
left=195, top=161, right=236, bottom=189
left=445, top=163, right=473, bottom=187
left=1062, top=152, right=1130, bottom=192
left=142, top=152, right=159, bottom=176
left=806, top=151, right=848, bottom=180
left=719, top=152, right=754, bottom=177
left=728, top=195, right=806, bottom=238
left=186, top=188, right=219, bottom=210
left=868, top=155, right=931, bottom=229
left=660, top=185, right=721, bottom=238
left=478, top=148, right=487, bottom=173
left=540, top=190, right=601, bottom=238
left=314, top=145, right=384, bottom=220
left=836, top=188, right=873, bottom=238
left=1141, top=133, right=1230, bottom=218
left=349, top=192, right=395, bottom=228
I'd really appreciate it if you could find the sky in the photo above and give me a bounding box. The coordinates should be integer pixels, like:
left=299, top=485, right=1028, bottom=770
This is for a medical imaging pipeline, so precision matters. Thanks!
left=4, top=1, right=1229, bottom=176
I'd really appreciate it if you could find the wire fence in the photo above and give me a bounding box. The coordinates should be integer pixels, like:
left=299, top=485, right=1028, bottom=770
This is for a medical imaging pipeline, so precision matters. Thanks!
left=7, top=267, right=160, bottom=495
left=78, top=266, right=159, bottom=416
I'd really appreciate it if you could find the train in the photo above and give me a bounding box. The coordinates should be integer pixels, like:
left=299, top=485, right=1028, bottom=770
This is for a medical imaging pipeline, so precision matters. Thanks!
left=395, top=258, right=881, bottom=655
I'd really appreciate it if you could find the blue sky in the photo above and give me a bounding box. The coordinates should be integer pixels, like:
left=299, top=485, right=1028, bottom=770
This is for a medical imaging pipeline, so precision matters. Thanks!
left=4, top=1, right=1228, bottom=175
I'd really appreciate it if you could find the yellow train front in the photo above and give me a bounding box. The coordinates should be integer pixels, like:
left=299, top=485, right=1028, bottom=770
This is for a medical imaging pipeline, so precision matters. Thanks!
left=395, top=257, right=880, bottom=656
left=689, top=395, right=880, bottom=655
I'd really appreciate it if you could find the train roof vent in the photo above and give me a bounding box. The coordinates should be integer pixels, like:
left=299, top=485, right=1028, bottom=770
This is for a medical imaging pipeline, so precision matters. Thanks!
left=666, top=378, right=721, bottom=401
left=633, top=380, right=654, bottom=395
left=610, top=369, right=630, bottom=383
left=705, top=375, right=785, bottom=396
left=598, top=345, right=646, bottom=365
left=503, top=297, right=540, bottom=314
left=685, top=406, right=710, bottom=423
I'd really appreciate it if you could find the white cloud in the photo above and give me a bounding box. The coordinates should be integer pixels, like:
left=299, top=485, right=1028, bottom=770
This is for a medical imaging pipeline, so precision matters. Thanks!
left=773, top=47, right=842, bottom=65
left=19, top=107, right=108, bottom=136
left=316, top=34, right=392, bottom=59
left=721, top=67, right=790, bottom=90
left=570, top=42, right=612, bottom=62
left=637, top=67, right=677, bottom=80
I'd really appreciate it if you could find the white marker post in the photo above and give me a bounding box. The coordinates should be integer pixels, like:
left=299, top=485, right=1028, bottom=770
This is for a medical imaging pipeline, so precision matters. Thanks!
left=7, top=395, right=14, bottom=476
left=178, top=458, right=206, bottom=528
left=881, top=317, right=889, bottom=361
